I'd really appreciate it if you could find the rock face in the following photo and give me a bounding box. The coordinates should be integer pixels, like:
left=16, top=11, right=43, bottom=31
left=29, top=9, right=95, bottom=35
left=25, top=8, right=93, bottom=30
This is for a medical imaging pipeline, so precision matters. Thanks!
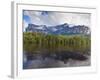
left=25, top=23, right=90, bottom=35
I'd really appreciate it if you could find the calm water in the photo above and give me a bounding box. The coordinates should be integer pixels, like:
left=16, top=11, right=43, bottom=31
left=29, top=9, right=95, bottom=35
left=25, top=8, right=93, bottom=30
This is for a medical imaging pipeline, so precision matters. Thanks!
left=23, top=51, right=90, bottom=69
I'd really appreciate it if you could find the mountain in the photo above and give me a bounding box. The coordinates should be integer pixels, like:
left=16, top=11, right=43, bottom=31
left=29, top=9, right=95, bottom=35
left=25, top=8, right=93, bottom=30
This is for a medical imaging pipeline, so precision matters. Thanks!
left=25, top=23, right=90, bottom=35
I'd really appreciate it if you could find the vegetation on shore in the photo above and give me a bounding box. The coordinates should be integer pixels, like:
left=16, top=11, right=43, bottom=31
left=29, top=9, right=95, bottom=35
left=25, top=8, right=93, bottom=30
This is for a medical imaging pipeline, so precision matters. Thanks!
left=23, top=32, right=91, bottom=54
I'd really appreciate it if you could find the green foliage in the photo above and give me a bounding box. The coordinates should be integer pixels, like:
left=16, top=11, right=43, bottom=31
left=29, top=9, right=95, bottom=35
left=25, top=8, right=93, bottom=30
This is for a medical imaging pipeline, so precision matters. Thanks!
left=23, top=32, right=91, bottom=54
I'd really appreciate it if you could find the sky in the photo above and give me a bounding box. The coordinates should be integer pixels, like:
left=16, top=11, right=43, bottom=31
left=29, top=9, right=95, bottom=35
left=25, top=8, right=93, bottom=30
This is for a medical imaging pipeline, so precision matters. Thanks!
left=23, top=10, right=91, bottom=31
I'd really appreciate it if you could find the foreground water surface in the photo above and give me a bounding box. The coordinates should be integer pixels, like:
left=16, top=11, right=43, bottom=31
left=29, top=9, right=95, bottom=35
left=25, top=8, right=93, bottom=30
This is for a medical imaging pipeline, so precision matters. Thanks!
left=23, top=51, right=90, bottom=69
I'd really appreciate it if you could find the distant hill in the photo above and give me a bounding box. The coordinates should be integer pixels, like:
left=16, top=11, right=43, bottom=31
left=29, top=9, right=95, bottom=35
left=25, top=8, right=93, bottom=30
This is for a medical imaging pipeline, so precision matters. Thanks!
left=25, top=23, right=90, bottom=35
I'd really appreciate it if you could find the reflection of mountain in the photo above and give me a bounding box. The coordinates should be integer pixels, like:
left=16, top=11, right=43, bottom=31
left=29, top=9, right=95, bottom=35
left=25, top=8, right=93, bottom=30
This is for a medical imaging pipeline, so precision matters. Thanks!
left=25, top=23, right=90, bottom=35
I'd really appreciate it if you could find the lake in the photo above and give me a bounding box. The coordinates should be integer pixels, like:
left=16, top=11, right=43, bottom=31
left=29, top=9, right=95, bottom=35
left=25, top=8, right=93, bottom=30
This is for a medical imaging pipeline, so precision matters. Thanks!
left=23, top=51, right=90, bottom=69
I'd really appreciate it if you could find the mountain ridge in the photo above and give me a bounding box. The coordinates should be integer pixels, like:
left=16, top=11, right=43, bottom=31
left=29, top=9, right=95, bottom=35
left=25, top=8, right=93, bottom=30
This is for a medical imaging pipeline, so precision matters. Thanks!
left=25, top=23, right=90, bottom=35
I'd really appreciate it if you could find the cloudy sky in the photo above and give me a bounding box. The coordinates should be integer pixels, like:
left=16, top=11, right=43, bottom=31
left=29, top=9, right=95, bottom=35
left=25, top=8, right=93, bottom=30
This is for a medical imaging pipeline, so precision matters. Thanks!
left=23, top=10, right=90, bottom=31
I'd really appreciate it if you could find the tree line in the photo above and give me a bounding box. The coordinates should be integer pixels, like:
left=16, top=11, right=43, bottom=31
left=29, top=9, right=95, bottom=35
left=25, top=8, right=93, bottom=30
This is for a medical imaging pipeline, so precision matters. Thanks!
left=23, top=32, right=91, bottom=54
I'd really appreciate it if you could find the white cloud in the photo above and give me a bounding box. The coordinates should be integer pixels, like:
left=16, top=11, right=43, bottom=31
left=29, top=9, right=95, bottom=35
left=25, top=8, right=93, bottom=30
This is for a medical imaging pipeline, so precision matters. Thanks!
left=52, top=12, right=90, bottom=27
left=23, top=20, right=28, bottom=31
left=23, top=10, right=90, bottom=28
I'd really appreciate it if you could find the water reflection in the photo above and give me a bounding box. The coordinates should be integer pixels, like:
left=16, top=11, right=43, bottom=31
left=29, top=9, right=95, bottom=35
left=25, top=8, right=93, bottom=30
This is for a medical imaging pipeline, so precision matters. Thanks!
left=23, top=35, right=91, bottom=69
left=23, top=49, right=90, bottom=69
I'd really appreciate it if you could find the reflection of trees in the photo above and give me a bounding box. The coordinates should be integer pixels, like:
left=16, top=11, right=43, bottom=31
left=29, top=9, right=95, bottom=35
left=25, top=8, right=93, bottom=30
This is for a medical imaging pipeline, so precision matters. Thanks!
left=23, top=32, right=91, bottom=54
